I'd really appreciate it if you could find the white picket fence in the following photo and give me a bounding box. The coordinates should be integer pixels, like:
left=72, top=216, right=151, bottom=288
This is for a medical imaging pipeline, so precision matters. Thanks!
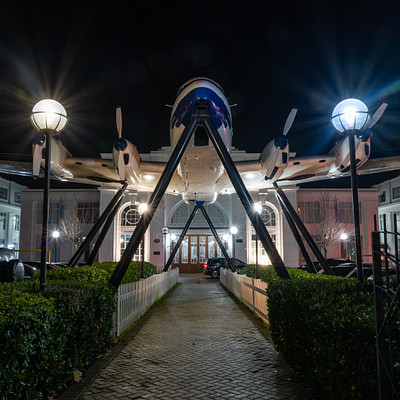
left=114, top=268, right=179, bottom=337
left=220, top=269, right=269, bottom=323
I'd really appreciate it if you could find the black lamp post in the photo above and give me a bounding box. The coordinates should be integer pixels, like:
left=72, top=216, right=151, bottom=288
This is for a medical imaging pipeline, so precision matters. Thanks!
left=230, top=226, right=238, bottom=259
left=253, top=202, right=263, bottom=278
left=31, top=99, right=67, bottom=292
left=331, top=99, right=387, bottom=281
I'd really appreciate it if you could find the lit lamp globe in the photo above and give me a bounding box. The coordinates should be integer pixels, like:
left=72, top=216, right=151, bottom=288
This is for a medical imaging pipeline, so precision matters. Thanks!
left=331, top=98, right=369, bottom=133
left=31, top=99, right=67, bottom=134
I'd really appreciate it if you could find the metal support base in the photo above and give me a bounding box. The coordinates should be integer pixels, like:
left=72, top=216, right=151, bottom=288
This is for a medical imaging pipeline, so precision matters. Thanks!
left=109, top=102, right=290, bottom=288
left=68, top=183, right=128, bottom=267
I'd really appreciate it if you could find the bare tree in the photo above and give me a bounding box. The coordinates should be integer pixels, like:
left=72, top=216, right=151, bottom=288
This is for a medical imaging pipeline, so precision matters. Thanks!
left=312, top=191, right=347, bottom=258
left=58, top=199, right=93, bottom=250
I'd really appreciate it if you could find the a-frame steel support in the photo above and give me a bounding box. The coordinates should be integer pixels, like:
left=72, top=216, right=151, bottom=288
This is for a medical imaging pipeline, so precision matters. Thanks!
left=163, top=205, right=236, bottom=272
left=273, top=182, right=334, bottom=275
left=198, top=205, right=236, bottom=272
left=109, top=101, right=290, bottom=288
left=109, top=115, right=199, bottom=287
left=68, top=183, right=128, bottom=267
left=276, top=195, right=316, bottom=273
left=86, top=195, right=126, bottom=266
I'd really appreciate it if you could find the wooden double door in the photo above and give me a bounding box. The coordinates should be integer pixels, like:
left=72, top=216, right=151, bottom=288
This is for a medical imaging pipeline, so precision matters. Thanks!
left=171, top=234, right=225, bottom=273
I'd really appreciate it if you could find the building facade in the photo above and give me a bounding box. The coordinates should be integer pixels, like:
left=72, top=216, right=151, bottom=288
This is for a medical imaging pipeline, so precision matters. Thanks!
left=0, top=176, right=26, bottom=252
left=374, top=174, right=400, bottom=253
left=19, top=184, right=379, bottom=270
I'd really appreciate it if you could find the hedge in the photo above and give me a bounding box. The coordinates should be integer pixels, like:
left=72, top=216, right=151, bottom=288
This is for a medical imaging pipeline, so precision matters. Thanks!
left=241, top=265, right=379, bottom=399
left=0, top=261, right=157, bottom=399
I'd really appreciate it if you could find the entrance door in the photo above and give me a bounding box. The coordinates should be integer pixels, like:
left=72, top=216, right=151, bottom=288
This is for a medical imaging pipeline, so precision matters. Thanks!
left=171, top=234, right=225, bottom=273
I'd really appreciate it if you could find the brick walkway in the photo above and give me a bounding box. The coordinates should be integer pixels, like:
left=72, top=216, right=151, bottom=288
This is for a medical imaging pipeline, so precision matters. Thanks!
left=61, top=273, right=315, bottom=400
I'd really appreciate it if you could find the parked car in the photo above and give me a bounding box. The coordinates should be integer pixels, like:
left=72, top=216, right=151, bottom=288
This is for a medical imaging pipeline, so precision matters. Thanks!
left=203, top=257, right=246, bottom=278
left=0, top=259, right=25, bottom=282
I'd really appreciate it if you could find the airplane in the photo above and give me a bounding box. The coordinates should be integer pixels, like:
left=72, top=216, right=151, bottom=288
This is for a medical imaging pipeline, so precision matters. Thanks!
left=0, top=77, right=398, bottom=205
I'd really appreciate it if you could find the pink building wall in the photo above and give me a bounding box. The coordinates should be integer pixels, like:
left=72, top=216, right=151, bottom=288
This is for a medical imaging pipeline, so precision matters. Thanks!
left=296, top=188, right=378, bottom=264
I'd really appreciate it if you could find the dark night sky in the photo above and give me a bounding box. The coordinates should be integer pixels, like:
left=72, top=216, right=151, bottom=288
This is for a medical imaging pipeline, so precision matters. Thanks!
left=1, top=0, right=400, bottom=188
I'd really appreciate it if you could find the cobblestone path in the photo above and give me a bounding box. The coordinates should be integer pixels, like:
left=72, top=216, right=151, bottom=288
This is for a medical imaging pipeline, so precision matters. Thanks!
left=63, top=273, right=314, bottom=400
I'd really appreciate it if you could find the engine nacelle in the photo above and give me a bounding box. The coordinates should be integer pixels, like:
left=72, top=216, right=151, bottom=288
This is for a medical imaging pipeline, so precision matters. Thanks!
left=32, top=134, right=73, bottom=180
left=113, top=138, right=141, bottom=185
left=328, top=134, right=371, bottom=176
left=260, top=136, right=289, bottom=181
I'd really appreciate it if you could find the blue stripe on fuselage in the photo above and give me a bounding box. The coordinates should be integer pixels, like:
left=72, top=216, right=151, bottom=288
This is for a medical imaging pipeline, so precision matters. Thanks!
left=171, top=87, right=232, bottom=131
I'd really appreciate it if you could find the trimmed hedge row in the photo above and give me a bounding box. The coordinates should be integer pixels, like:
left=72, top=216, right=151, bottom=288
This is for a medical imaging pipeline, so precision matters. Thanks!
left=241, top=265, right=378, bottom=400
left=0, top=261, right=157, bottom=399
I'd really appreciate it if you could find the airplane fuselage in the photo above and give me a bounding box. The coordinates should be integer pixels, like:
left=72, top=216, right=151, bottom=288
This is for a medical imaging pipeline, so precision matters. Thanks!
left=169, top=78, right=233, bottom=204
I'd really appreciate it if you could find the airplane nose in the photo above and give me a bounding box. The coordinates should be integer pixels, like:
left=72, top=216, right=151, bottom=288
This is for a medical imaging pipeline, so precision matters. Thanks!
left=274, top=136, right=288, bottom=149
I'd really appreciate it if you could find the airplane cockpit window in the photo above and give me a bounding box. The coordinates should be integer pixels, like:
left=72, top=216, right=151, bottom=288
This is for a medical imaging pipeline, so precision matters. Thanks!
left=176, top=78, right=224, bottom=96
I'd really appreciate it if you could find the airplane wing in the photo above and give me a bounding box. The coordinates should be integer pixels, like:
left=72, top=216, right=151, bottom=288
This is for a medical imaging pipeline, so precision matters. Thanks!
left=215, top=153, right=400, bottom=194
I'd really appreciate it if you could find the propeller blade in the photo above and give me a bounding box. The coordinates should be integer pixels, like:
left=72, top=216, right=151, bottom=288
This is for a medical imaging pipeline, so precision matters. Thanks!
left=116, top=107, right=122, bottom=138
left=265, top=149, right=280, bottom=180
left=283, top=108, right=297, bottom=136
left=118, top=151, right=125, bottom=183
left=32, top=144, right=43, bottom=179
left=366, top=103, right=387, bottom=129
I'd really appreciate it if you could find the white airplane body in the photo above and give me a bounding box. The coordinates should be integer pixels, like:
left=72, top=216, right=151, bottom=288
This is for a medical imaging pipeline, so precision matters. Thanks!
left=0, top=77, right=397, bottom=203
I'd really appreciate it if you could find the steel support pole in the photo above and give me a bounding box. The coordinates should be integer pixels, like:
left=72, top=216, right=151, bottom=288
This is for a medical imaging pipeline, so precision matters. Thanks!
left=273, top=183, right=334, bottom=275
left=198, top=205, right=236, bottom=272
left=202, top=116, right=290, bottom=279
left=109, top=117, right=199, bottom=288
left=68, top=183, right=128, bottom=267
left=348, top=133, right=363, bottom=281
left=163, top=205, right=200, bottom=272
left=39, top=130, right=52, bottom=292
left=276, top=194, right=317, bottom=273
left=86, top=196, right=125, bottom=265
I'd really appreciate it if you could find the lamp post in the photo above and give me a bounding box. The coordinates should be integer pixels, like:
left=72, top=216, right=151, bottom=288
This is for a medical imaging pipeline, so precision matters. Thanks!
left=52, top=230, right=60, bottom=263
left=161, top=226, right=169, bottom=268
left=331, top=99, right=370, bottom=281
left=340, top=233, right=348, bottom=259
left=230, top=226, right=238, bottom=259
left=31, top=99, right=67, bottom=292
left=138, top=203, right=148, bottom=278
left=253, top=202, right=263, bottom=278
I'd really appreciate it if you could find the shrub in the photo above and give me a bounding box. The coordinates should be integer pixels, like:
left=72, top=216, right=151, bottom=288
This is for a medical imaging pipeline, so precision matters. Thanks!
left=263, top=269, right=378, bottom=399
left=39, top=261, right=156, bottom=284
left=0, top=261, right=157, bottom=398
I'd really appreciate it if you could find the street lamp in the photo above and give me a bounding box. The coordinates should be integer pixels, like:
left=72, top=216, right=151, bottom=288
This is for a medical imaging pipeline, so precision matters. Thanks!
left=138, top=203, right=148, bottom=278
left=52, top=230, right=60, bottom=262
left=31, top=99, right=67, bottom=292
left=332, top=99, right=387, bottom=281
left=230, top=226, right=238, bottom=259
left=331, top=99, right=371, bottom=281
left=340, top=233, right=348, bottom=259
left=332, top=99, right=368, bottom=281
left=253, top=202, right=263, bottom=278
left=161, top=226, right=169, bottom=269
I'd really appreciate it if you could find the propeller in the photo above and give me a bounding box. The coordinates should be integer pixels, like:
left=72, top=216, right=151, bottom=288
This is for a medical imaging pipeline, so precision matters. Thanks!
left=114, top=107, right=128, bottom=184
left=282, top=108, right=298, bottom=136
left=116, top=106, right=123, bottom=138
left=265, top=108, right=297, bottom=179
left=365, top=103, right=388, bottom=129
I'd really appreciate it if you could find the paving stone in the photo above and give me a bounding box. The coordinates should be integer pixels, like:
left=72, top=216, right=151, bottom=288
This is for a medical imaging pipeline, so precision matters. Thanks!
left=67, top=274, right=315, bottom=400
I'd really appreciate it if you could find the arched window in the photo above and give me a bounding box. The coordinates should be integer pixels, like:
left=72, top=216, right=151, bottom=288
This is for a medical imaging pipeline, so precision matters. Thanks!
left=169, top=202, right=228, bottom=228
left=116, top=203, right=144, bottom=261
left=248, top=201, right=280, bottom=265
